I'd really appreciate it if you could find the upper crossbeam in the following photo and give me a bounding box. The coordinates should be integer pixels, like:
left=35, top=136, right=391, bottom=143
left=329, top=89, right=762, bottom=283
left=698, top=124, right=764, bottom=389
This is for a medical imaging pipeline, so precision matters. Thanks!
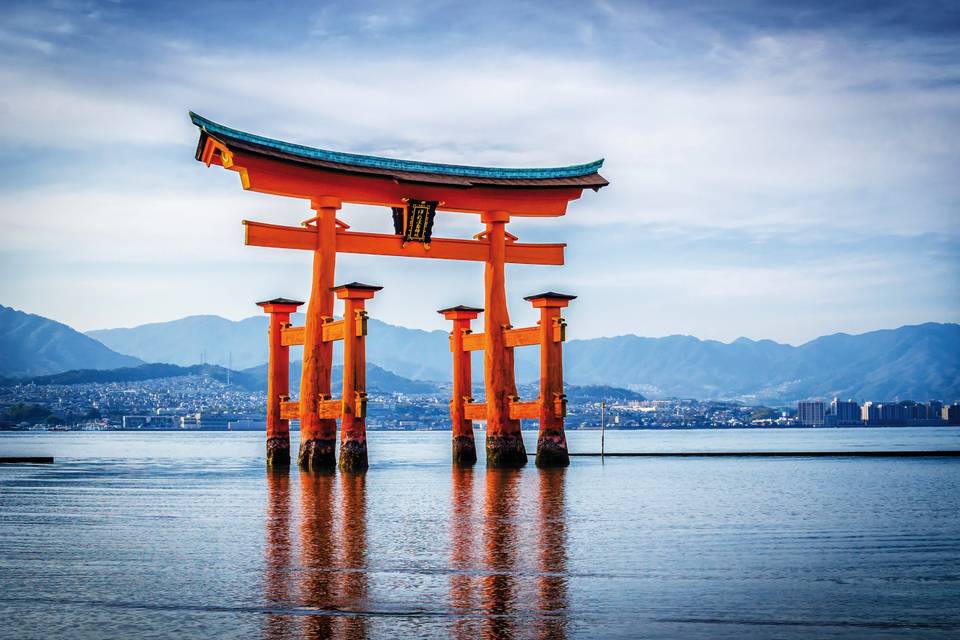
left=243, top=220, right=565, bottom=266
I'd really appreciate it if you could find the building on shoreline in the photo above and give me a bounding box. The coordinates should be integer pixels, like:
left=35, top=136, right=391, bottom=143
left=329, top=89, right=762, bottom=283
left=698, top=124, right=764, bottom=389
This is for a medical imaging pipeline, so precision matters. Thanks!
left=798, top=401, right=826, bottom=427
left=828, top=398, right=861, bottom=426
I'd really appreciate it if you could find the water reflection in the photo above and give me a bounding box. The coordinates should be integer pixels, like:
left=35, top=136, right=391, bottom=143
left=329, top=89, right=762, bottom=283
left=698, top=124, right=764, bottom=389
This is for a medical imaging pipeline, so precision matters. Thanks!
left=298, top=471, right=336, bottom=639
left=296, top=471, right=369, bottom=640
left=266, top=466, right=565, bottom=638
left=264, top=470, right=293, bottom=640
left=450, top=467, right=478, bottom=638
left=338, top=473, right=368, bottom=640
left=476, top=468, right=569, bottom=639
left=537, top=468, right=568, bottom=640
left=483, top=469, right=521, bottom=639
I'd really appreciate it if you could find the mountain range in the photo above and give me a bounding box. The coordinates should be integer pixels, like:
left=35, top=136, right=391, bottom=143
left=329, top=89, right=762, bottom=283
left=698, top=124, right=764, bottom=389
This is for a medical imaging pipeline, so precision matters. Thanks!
left=2, top=304, right=957, bottom=402
left=1, top=361, right=435, bottom=395
left=561, top=324, right=960, bottom=401
left=86, top=314, right=452, bottom=379
left=0, top=305, right=143, bottom=377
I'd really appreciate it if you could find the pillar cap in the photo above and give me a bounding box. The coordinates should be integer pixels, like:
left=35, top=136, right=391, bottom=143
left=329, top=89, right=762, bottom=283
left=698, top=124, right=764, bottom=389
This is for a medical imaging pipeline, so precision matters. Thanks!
left=524, top=291, right=576, bottom=308
left=331, top=282, right=383, bottom=292
left=523, top=291, right=576, bottom=301
left=439, top=305, right=483, bottom=320
left=256, top=298, right=304, bottom=313
left=256, top=297, right=305, bottom=307
left=437, top=305, right=484, bottom=314
left=333, top=282, right=383, bottom=299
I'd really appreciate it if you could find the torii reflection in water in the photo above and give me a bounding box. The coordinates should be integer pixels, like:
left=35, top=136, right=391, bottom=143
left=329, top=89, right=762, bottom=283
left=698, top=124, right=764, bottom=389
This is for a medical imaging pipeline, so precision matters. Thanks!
left=450, top=467, right=569, bottom=640
left=265, top=466, right=566, bottom=638
left=263, top=471, right=368, bottom=640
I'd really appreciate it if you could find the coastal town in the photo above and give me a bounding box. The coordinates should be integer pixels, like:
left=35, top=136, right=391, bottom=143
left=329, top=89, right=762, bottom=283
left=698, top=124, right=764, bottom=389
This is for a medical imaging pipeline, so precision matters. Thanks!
left=2, top=372, right=957, bottom=431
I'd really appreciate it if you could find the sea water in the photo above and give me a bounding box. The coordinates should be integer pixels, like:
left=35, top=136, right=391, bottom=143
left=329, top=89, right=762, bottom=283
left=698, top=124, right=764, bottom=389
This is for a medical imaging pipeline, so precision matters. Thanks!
left=1, top=428, right=959, bottom=639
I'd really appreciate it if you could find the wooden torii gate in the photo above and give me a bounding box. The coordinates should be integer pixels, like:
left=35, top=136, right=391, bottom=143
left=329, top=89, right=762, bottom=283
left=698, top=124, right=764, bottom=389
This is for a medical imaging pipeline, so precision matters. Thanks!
left=190, top=113, right=607, bottom=470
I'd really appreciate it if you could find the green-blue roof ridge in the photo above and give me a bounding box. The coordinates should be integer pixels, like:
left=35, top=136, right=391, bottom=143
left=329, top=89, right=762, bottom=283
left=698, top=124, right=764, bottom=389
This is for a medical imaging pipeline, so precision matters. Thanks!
left=190, top=112, right=604, bottom=180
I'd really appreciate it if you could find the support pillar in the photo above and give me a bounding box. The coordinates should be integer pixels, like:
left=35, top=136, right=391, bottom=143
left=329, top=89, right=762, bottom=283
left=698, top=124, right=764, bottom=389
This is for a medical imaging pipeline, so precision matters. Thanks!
left=334, top=282, right=382, bottom=473
left=257, top=298, right=303, bottom=467
left=439, top=305, right=483, bottom=465
left=482, top=210, right=526, bottom=467
left=299, top=198, right=341, bottom=471
left=525, top=292, right=576, bottom=467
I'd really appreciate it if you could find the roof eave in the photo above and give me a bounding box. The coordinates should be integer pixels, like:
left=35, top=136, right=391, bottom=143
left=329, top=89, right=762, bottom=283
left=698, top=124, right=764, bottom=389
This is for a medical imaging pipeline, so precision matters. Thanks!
left=189, top=112, right=607, bottom=187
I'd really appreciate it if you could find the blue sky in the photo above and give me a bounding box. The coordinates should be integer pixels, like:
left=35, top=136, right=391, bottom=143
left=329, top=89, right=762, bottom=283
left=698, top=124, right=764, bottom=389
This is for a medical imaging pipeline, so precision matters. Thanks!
left=0, top=0, right=957, bottom=343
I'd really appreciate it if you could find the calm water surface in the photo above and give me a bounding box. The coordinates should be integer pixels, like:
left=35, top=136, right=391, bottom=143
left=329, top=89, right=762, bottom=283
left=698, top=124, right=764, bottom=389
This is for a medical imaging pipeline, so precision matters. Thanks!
left=1, top=428, right=959, bottom=639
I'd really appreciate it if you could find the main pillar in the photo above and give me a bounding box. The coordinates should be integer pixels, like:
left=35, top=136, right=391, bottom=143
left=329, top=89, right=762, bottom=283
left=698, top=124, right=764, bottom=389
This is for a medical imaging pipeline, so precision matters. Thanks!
left=298, top=198, right=341, bottom=471
left=258, top=298, right=303, bottom=467
left=525, top=292, right=576, bottom=467
left=482, top=210, right=526, bottom=467
left=335, top=282, right=381, bottom=473
left=440, top=305, right=483, bottom=465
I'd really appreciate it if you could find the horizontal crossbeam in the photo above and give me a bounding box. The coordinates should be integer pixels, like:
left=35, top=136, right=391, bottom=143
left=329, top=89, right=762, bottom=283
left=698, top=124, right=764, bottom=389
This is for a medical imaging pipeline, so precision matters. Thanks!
left=280, top=320, right=345, bottom=346
left=323, top=320, right=345, bottom=342
left=280, top=326, right=304, bottom=346
left=464, top=402, right=487, bottom=421
left=504, top=326, right=540, bottom=348
left=457, top=325, right=545, bottom=352
left=280, top=401, right=299, bottom=420
left=508, top=400, right=541, bottom=420
left=244, top=220, right=565, bottom=265
left=462, top=332, right=485, bottom=351
left=280, top=399, right=341, bottom=420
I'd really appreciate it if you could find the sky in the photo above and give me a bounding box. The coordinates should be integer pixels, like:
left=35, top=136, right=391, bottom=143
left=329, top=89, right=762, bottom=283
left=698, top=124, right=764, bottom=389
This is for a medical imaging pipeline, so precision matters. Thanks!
left=0, top=0, right=958, bottom=344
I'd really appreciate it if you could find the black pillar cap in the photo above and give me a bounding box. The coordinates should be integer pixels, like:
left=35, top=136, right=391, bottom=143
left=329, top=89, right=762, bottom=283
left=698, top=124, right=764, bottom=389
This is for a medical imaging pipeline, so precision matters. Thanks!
left=330, top=282, right=384, bottom=292
left=522, top=291, right=577, bottom=301
left=256, top=297, right=305, bottom=307
left=437, top=305, right=484, bottom=314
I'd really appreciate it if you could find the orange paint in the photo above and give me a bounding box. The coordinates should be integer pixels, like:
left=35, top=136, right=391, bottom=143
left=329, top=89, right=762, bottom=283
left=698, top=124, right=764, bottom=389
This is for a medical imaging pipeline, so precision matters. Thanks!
left=482, top=211, right=526, bottom=467
left=197, top=120, right=605, bottom=471
left=526, top=293, right=576, bottom=467
left=441, top=306, right=482, bottom=465
left=242, top=219, right=566, bottom=265
left=298, top=201, right=340, bottom=470
left=209, top=146, right=586, bottom=217
left=257, top=298, right=302, bottom=467
left=334, top=283, right=381, bottom=472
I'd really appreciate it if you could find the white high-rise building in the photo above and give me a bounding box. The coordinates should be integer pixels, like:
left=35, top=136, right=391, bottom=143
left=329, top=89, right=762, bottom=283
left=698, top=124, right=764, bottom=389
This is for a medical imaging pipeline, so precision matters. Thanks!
left=797, top=400, right=826, bottom=427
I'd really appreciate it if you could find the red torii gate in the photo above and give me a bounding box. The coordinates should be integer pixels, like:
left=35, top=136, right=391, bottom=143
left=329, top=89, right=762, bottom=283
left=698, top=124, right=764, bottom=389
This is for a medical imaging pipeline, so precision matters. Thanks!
left=190, top=113, right=607, bottom=470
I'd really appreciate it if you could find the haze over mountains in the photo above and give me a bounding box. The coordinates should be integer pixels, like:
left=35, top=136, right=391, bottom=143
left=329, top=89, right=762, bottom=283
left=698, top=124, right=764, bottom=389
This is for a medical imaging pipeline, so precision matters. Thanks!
left=2, top=361, right=435, bottom=396
left=0, top=305, right=142, bottom=377
left=2, top=304, right=957, bottom=403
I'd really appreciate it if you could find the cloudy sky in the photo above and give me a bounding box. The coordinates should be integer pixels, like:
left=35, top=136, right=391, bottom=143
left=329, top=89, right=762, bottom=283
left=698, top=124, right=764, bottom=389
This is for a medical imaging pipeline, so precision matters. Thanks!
left=1, top=0, right=958, bottom=344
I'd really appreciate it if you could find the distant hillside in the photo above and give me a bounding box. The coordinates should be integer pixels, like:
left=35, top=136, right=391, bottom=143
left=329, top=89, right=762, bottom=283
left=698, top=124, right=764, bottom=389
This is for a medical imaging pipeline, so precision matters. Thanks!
left=87, top=314, right=453, bottom=379
left=7, top=363, right=262, bottom=390
left=562, top=322, right=960, bottom=402
left=563, top=385, right=646, bottom=404
left=86, top=314, right=269, bottom=370
left=80, top=312, right=960, bottom=402
left=0, top=305, right=143, bottom=377
left=241, top=361, right=437, bottom=395
left=5, top=361, right=436, bottom=396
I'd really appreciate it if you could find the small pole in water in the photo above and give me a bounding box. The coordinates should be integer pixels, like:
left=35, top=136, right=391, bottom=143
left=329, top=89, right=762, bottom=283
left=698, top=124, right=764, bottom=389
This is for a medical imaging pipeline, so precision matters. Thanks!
left=600, top=401, right=606, bottom=458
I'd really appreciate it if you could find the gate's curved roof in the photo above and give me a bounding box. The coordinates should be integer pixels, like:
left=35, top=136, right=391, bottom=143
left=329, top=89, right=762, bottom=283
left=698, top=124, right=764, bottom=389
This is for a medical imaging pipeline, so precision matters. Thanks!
left=190, top=112, right=608, bottom=189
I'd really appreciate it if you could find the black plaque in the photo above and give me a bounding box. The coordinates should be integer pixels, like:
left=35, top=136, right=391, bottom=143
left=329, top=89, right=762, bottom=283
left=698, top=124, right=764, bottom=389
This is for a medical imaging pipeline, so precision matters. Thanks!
left=399, top=199, right=437, bottom=245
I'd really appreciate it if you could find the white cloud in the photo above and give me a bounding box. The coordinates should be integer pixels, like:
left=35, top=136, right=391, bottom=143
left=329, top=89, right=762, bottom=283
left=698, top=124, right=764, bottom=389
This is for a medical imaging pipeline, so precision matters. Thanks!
left=3, top=34, right=957, bottom=237
left=0, top=4, right=957, bottom=341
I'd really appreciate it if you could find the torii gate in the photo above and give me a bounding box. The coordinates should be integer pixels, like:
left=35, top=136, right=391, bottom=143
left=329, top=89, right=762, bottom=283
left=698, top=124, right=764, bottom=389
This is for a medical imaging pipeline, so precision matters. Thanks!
left=189, top=113, right=607, bottom=471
